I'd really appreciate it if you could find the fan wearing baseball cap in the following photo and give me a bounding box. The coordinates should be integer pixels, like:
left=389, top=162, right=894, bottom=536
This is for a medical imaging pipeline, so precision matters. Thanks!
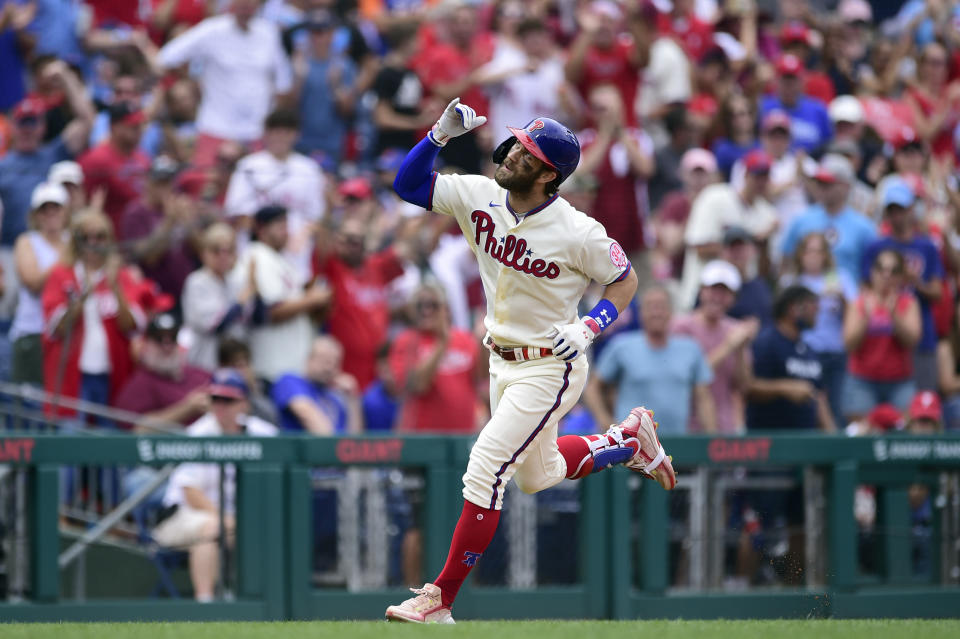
left=47, top=160, right=86, bottom=216
left=8, top=182, right=70, bottom=386
left=76, top=102, right=152, bottom=232
left=673, top=259, right=756, bottom=435
left=730, top=111, right=808, bottom=243
left=828, top=96, right=865, bottom=143
left=151, top=367, right=276, bottom=602
left=759, top=54, right=832, bottom=153
left=0, top=72, right=94, bottom=322
left=679, top=148, right=777, bottom=310
left=778, top=22, right=835, bottom=105
left=119, top=156, right=197, bottom=301
left=906, top=391, right=943, bottom=434
left=113, top=313, right=212, bottom=430
left=780, top=154, right=877, bottom=282
left=722, top=226, right=773, bottom=328
left=860, top=178, right=944, bottom=392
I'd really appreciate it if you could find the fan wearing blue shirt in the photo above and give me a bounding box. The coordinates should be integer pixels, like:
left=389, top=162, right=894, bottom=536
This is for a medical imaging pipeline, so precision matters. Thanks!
left=780, top=154, right=876, bottom=281
left=746, top=285, right=836, bottom=432
left=272, top=336, right=361, bottom=434
left=588, top=286, right=715, bottom=436
left=860, top=179, right=944, bottom=391
left=759, top=54, right=832, bottom=153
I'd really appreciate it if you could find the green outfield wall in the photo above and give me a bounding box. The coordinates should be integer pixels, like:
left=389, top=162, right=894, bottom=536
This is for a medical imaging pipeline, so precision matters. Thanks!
left=0, top=433, right=959, bottom=622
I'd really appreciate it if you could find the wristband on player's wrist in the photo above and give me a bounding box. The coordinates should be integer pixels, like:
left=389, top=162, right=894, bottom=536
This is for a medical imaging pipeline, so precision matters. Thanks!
left=583, top=299, right=618, bottom=335
left=427, top=127, right=448, bottom=147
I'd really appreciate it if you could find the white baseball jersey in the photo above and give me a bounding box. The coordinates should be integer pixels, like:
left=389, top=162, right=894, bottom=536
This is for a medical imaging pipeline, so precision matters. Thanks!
left=430, top=174, right=630, bottom=348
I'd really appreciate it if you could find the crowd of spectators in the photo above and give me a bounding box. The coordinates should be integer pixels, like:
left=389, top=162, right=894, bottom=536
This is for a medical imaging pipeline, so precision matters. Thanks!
left=1, top=0, right=959, bottom=444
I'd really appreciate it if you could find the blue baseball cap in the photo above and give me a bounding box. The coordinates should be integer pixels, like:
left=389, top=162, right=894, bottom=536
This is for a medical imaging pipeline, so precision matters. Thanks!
left=882, top=179, right=915, bottom=209
left=376, top=149, right=405, bottom=172
left=208, top=368, right=250, bottom=400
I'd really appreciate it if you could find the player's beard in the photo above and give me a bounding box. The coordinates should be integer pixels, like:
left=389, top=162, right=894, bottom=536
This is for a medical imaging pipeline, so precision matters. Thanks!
left=494, top=163, right=541, bottom=194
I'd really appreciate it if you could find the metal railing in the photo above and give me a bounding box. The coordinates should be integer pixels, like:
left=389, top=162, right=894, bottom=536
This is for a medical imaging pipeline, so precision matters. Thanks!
left=0, top=382, right=190, bottom=601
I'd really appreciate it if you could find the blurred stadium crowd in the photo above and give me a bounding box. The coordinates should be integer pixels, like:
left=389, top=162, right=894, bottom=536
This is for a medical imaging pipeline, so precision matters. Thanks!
left=0, top=0, right=959, bottom=442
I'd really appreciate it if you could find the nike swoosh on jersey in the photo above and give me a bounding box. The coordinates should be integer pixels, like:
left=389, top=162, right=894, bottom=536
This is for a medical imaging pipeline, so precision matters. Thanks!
left=489, top=201, right=501, bottom=207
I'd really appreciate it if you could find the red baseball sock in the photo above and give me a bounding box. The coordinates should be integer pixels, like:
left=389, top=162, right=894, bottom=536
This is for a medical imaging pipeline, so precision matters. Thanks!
left=558, top=433, right=640, bottom=479
left=433, top=500, right=501, bottom=607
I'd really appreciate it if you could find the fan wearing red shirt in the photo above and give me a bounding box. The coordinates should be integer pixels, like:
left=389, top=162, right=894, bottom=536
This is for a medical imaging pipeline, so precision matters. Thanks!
left=565, top=1, right=650, bottom=127
left=389, top=285, right=481, bottom=433
left=313, top=216, right=405, bottom=390
left=41, top=210, right=144, bottom=418
left=578, top=84, right=654, bottom=274
left=87, top=0, right=144, bottom=29
left=655, top=0, right=713, bottom=63
left=843, top=249, right=923, bottom=419
left=78, top=103, right=150, bottom=233
left=409, top=3, right=495, bottom=173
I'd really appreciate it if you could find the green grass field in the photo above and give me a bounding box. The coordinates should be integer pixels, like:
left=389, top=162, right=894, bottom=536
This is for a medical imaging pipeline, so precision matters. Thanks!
left=3, top=620, right=960, bottom=639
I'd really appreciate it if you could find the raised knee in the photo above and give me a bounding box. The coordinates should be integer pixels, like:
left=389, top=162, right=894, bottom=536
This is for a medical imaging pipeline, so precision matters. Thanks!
left=513, top=476, right=538, bottom=494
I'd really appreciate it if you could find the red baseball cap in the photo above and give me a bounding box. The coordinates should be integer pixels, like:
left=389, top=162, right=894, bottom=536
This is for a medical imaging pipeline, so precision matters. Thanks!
left=108, top=102, right=146, bottom=127
left=762, top=110, right=792, bottom=133
left=338, top=177, right=373, bottom=200
left=743, top=149, right=773, bottom=174
left=780, top=22, right=811, bottom=46
left=867, top=403, right=904, bottom=431
left=13, top=98, right=46, bottom=121
left=776, top=54, right=805, bottom=76
left=892, top=126, right=921, bottom=151
left=909, top=391, right=942, bottom=421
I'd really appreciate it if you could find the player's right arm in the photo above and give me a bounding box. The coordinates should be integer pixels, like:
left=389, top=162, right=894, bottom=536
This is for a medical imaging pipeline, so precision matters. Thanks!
left=393, top=98, right=486, bottom=210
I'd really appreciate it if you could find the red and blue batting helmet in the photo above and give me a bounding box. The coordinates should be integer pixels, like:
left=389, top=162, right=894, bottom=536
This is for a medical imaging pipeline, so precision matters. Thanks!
left=492, top=117, right=581, bottom=185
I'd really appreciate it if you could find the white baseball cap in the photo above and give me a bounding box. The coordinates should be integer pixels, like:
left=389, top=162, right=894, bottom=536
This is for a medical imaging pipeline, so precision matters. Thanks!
left=828, top=95, right=864, bottom=124
left=30, top=182, right=69, bottom=210
left=48, top=160, right=84, bottom=186
left=700, top=259, right=742, bottom=292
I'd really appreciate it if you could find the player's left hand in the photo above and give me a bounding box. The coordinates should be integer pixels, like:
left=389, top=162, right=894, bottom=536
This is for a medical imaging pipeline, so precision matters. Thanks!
left=428, top=98, right=487, bottom=147
left=551, top=318, right=601, bottom=362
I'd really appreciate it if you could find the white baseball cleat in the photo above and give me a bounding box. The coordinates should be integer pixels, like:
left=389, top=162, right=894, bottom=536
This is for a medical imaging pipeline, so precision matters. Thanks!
left=385, top=583, right=456, bottom=624
left=606, top=407, right=677, bottom=490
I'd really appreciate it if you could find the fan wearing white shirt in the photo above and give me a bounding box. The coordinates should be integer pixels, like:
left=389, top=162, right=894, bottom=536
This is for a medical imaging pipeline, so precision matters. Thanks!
left=155, top=0, right=293, bottom=167
left=152, top=369, right=277, bottom=602
left=224, top=109, right=326, bottom=283
left=473, top=19, right=572, bottom=147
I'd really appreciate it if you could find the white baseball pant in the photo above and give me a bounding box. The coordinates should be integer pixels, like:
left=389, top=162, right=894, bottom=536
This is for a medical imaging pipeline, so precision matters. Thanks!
left=462, top=353, right=588, bottom=510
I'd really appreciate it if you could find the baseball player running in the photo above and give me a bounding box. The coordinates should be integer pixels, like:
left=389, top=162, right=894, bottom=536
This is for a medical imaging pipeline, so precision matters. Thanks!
left=385, top=99, right=676, bottom=624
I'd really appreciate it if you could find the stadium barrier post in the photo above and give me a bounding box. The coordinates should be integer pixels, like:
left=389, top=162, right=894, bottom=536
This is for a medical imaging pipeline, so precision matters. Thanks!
left=237, top=465, right=287, bottom=619
left=639, top=477, right=669, bottom=595
left=30, top=465, right=60, bottom=603
left=286, top=465, right=313, bottom=620
left=829, top=460, right=858, bottom=593
left=880, top=486, right=912, bottom=584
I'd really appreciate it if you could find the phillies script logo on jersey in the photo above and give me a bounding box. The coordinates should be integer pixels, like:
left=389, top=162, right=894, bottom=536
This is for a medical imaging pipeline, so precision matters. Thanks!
left=528, top=119, right=545, bottom=132
left=470, top=210, right=560, bottom=279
